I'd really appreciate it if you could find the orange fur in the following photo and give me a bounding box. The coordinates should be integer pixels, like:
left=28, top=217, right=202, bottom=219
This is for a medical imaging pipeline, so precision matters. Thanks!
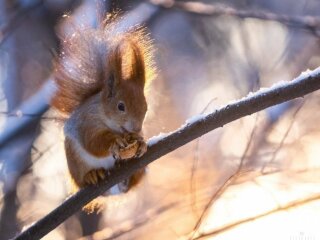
left=52, top=18, right=155, bottom=115
left=51, top=15, right=155, bottom=212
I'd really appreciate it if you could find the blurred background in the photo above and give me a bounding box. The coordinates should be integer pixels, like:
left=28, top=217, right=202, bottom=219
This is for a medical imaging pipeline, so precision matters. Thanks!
left=0, top=0, right=320, bottom=239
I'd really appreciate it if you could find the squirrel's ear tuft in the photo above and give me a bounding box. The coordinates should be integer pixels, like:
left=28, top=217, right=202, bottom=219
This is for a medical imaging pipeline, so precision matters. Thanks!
left=107, top=27, right=156, bottom=90
left=113, top=39, right=146, bottom=87
left=125, top=28, right=156, bottom=90
left=128, top=40, right=146, bottom=87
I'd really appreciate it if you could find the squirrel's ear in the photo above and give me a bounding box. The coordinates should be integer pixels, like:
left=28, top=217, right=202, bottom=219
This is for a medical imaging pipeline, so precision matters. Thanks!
left=129, top=41, right=145, bottom=87
left=108, top=39, right=146, bottom=89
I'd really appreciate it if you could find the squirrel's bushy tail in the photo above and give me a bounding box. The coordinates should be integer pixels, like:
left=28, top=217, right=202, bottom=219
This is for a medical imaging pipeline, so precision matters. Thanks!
left=51, top=16, right=156, bottom=116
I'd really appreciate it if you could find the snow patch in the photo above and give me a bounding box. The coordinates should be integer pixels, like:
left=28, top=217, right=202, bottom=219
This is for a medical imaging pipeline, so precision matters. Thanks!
left=185, top=113, right=207, bottom=125
left=228, top=80, right=289, bottom=105
left=148, top=132, right=169, bottom=145
left=300, top=68, right=313, bottom=78
left=248, top=80, right=288, bottom=97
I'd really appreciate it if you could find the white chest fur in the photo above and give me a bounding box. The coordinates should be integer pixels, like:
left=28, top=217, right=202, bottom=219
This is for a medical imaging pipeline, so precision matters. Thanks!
left=71, top=137, right=116, bottom=169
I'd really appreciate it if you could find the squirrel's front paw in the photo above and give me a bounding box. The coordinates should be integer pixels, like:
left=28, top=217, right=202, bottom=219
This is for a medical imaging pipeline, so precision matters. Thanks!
left=110, top=134, right=147, bottom=160
left=110, top=137, right=129, bottom=160
left=125, top=133, right=147, bottom=158
left=84, top=168, right=106, bottom=185
left=135, top=140, right=147, bottom=157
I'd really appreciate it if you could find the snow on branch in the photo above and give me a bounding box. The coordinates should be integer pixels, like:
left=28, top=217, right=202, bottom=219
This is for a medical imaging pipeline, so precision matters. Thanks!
left=14, top=68, right=320, bottom=240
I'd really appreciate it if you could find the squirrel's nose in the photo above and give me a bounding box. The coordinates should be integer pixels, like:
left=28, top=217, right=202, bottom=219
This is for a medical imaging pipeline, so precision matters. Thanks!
left=124, top=121, right=141, bottom=133
left=131, top=124, right=141, bottom=133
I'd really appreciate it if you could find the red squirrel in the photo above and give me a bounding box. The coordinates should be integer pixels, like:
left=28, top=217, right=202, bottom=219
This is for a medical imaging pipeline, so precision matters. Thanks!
left=51, top=17, right=155, bottom=210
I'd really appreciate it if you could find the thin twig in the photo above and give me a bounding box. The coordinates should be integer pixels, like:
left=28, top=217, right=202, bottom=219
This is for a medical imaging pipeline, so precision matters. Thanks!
left=188, top=114, right=258, bottom=240
left=192, top=193, right=320, bottom=240
left=156, top=1, right=320, bottom=36
left=190, top=98, right=217, bottom=218
left=261, top=101, right=305, bottom=173
left=13, top=68, right=320, bottom=240
left=0, top=111, right=63, bottom=121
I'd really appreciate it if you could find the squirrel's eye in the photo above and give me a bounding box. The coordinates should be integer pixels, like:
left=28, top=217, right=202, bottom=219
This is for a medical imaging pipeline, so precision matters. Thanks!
left=117, top=102, right=125, bottom=112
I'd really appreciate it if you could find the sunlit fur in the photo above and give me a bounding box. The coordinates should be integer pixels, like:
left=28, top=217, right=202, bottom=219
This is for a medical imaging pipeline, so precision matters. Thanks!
left=51, top=15, right=156, bottom=212
left=52, top=16, right=156, bottom=115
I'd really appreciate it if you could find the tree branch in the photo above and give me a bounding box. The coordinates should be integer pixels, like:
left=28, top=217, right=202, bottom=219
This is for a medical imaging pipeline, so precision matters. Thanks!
left=157, top=1, right=320, bottom=36
left=13, top=68, right=320, bottom=240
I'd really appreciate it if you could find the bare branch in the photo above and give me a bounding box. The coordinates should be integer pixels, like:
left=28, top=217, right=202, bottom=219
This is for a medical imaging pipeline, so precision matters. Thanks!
left=0, top=79, right=54, bottom=148
left=13, top=68, right=320, bottom=240
left=157, top=1, right=320, bottom=35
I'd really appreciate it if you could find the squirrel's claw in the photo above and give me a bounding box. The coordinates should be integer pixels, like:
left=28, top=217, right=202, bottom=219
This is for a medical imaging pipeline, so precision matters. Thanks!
left=97, top=169, right=106, bottom=180
left=135, top=140, right=147, bottom=157
left=110, top=136, right=130, bottom=160
left=112, top=152, right=120, bottom=160
left=115, top=137, right=128, bottom=148
left=84, top=171, right=98, bottom=185
left=84, top=169, right=106, bottom=185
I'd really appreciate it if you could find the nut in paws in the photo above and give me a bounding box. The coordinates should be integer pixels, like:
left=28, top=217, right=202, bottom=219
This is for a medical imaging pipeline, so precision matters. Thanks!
left=123, top=133, right=147, bottom=158
left=118, top=140, right=139, bottom=159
